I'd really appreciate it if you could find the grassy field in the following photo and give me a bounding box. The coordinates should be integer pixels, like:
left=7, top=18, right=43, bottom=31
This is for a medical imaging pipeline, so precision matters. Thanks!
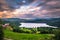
left=4, top=30, right=54, bottom=40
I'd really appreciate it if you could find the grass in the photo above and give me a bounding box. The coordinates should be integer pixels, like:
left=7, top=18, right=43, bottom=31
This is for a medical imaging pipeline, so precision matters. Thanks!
left=4, top=30, right=54, bottom=40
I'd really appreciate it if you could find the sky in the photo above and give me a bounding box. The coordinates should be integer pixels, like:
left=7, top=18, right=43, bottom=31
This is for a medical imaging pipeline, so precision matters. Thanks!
left=0, top=0, right=60, bottom=19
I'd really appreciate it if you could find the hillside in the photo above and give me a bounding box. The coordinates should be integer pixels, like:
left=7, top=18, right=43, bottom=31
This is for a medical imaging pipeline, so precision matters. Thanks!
left=4, top=30, right=53, bottom=40
left=1, top=18, right=60, bottom=27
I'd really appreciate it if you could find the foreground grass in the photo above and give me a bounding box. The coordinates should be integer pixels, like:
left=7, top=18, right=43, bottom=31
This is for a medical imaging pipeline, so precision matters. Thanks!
left=4, top=30, right=54, bottom=40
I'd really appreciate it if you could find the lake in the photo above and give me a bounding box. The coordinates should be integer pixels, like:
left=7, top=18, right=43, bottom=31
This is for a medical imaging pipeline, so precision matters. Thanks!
left=19, top=23, right=57, bottom=28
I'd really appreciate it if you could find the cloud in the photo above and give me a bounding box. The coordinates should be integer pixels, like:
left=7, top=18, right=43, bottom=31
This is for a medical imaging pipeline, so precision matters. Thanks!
left=0, top=0, right=60, bottom=18
left=40, top=0, right=60, bottom=18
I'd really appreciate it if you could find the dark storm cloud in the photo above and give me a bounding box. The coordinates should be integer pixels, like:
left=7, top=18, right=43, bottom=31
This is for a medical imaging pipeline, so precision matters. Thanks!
left=0, top=0, right=60, bottom=18
left=38, top=0, right=60, bottom=18
left=0, top=0, right=34, bottom=11
left=44, top=1, right=60, bottom=9
left=0, top=0, right=8, bottom=11
left=0, top=0, right=35, bottom=18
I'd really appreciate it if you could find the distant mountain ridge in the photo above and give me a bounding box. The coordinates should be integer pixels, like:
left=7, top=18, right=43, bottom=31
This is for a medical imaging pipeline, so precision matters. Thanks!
left=1, top=18, right=60, bottom=22
left=1, top=18, right=60, bottom=27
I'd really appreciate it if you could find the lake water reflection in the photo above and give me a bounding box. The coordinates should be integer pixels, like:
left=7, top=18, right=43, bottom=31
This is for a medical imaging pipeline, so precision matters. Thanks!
left=19, top=23, right=56, bottom=28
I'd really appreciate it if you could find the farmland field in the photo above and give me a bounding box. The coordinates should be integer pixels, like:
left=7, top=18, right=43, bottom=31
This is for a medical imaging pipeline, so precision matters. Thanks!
left=4, top=30, right=54, bottom=40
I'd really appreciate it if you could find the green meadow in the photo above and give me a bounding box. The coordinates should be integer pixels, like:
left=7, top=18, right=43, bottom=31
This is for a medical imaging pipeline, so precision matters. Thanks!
left=4, top=30, right=54, bottom=40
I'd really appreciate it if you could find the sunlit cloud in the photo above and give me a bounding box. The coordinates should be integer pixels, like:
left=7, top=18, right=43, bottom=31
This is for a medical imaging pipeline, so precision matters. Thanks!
left=0, top=0, right=60, bottom=18
left=13, top=6, right=41, bottom=15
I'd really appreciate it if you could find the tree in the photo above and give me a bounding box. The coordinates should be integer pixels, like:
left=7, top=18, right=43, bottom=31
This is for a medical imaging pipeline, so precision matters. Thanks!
left=9, top=21, right=21, bottom=32
left=0, top=19, right=4, bottom=40
left=46, top=18, right=60, bottom=40
left=47, top=19, right=60, bottom=27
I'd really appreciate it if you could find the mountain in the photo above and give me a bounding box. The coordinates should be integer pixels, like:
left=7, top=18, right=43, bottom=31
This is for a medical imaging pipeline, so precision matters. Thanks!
left=1, top=18, right=60, bottom=27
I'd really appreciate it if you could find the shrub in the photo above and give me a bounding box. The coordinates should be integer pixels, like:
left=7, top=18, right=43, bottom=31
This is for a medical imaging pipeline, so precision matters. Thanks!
left=0, top=25, right=4, bottom=40
left=19, top=28, right=32, bottom=33
left=37, top=27, right=53, bottom=34
left=31, top=28, right=38, bottom=33
left=53, top=29, right=60, bottom=40
left=0, top=19, right=4, bottom=40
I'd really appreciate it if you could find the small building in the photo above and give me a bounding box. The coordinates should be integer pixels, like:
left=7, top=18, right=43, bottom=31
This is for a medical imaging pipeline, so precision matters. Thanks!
left=2, top=23, right=13, bottom=30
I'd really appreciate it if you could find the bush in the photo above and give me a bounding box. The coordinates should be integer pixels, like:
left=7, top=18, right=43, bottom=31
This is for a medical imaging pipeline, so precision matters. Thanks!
left=0, top=25, right=3, bottom=40
left=31, top=28, right=38, bottom=33
left=20, top=28, right=32, bottom=33
left=0, top=19, right=4, bottom=40
left=13, top=27, right=32, bottom=33
left=37, top=27, right=53, bottom=34
left=13, top=28, right=20, bottom=32
left=53, top=29, right=60, bottom=40
left=0, top=25, right=4, bottom=40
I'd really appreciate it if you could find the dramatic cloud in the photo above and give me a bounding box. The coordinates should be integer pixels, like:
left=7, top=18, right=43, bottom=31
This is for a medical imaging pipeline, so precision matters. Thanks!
left=0, top=0, right=60, bottom=18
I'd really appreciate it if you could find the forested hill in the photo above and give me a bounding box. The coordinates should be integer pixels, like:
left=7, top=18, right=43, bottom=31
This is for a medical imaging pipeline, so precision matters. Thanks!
left=1, top=18, right=60, bottom=27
